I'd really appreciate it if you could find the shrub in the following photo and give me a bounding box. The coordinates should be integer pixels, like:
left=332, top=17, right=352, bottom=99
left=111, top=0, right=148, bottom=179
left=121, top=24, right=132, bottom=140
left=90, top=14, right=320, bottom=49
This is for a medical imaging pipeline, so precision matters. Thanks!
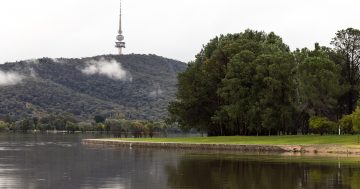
left=339, top=115, right=354, bottom=134
left=309, top=117, right=337, bottom=135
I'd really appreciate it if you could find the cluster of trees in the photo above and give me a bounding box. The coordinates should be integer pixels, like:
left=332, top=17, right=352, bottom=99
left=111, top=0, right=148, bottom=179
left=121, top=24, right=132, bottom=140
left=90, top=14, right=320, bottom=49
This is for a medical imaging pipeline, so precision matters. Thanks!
left=169, top=28, right=360, bottom=136
left=0, top=113, right=169, bottom=138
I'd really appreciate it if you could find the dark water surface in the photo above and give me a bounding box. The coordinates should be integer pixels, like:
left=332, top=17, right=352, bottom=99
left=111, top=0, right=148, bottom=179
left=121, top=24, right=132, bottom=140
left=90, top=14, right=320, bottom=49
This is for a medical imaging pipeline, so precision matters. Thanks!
left=0, top=134, right=359, bottom=189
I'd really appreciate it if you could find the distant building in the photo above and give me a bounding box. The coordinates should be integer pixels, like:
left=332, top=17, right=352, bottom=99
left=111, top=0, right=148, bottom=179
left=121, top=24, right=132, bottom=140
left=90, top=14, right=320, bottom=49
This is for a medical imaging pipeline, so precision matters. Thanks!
left=115, top=0, right=126, bottom=55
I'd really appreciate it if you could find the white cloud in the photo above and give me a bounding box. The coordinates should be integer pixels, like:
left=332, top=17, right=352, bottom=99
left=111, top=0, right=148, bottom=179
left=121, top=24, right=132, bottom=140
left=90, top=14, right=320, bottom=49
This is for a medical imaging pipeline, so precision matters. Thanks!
left=0, top=70, right=25, bottom=86
left=81, top=58, right=132, bottom=81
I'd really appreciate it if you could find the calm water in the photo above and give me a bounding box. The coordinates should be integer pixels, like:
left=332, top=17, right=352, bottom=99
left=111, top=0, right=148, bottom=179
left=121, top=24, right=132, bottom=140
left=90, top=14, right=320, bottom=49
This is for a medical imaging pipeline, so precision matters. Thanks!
left=0, top=134, right=359, bottom=189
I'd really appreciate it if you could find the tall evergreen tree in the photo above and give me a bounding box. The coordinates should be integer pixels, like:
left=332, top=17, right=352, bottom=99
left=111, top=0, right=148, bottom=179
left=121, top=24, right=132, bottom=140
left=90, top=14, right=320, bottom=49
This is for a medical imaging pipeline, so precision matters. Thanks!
left=295, top=44, right=342, bottom=119
left=331, top=28, right=360, bottom=114
left=169, top=28, right=359, bottom=136
left=169, top=30, right=296, bottom=136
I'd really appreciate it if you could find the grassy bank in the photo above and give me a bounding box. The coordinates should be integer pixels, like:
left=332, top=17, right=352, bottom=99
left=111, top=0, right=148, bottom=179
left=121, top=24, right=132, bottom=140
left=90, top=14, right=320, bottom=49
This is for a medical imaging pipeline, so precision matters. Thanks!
left=116, top=135, right=360, bottom=146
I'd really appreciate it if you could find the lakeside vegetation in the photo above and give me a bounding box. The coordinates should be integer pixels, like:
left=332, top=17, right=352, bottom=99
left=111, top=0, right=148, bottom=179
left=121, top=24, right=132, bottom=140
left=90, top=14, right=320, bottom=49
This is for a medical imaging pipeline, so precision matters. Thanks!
left=168, top=28, right=360, bottom=136
left=117, top=135, right=360, bottom=145
left=0, top=114, right=177, bottom=138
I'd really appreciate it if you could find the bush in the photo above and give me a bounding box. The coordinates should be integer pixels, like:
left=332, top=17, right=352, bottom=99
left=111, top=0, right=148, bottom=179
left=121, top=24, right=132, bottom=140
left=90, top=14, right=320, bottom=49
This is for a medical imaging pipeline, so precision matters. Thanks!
left=309, top=117, right=337, bottom=135
left=339, top=115, right=354, bottom=134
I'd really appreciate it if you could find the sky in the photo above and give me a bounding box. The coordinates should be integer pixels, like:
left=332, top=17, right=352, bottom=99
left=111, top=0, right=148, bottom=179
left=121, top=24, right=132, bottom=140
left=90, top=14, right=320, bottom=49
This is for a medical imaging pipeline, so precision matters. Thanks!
left=0, top=0, right=359, bottom=64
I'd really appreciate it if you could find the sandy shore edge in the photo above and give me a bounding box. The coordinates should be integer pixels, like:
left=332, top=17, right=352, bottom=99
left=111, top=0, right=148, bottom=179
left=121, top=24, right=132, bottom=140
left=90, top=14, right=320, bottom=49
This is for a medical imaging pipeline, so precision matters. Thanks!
left=82, top=139, right=360, bottom=156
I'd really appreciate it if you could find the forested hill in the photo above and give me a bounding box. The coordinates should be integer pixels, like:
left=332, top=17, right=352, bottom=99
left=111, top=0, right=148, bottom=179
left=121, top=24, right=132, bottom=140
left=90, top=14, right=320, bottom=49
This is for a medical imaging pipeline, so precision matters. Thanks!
left=0, top=54, right=187, bottom=121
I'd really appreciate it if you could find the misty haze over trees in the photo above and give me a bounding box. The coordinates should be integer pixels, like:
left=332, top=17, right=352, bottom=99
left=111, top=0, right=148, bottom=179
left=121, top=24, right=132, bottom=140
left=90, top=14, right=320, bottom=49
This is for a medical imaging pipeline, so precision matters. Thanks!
left=168, top=28, right=360, bottom=136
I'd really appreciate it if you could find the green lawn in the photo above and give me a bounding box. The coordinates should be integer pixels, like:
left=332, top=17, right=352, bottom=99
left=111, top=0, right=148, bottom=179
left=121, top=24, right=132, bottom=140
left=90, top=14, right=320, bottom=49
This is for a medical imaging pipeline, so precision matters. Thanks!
left=116, top=135, right=360, bottom=145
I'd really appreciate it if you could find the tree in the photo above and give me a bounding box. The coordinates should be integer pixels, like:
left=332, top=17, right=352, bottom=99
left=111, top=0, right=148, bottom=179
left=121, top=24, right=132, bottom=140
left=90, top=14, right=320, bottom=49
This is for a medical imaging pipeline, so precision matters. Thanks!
left=78, top=122, right=94, bottom=132
left=254, top=53, right=297, bottom=135
left=130, top=121, right=146, bottom=138
left=105, top=119, right=127, bottom=137
left=215, top=50, right=258, bottom=135
left=2, top=115, right=15, bottom=124
left=331, top=28, right=360, bottom=114
left=65, top=122, right=79, bottom=133
left=169, top=30, right=296, bottom=136
left=168, top=61, right=211, bottom=134
left=17, top=118, right=35, bottom=132
left=94, top=115, right=106, bottom=123
left=215, top=31, right=296, bottom=135
left=296, top=45, right=342, bottom=118
left=145, top=121, right=156, bottom=138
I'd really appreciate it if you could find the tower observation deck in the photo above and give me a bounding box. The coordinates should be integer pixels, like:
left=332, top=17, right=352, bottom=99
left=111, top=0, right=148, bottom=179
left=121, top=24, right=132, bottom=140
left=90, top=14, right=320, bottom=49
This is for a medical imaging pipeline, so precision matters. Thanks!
left=115, top=0, right=125, bottom=55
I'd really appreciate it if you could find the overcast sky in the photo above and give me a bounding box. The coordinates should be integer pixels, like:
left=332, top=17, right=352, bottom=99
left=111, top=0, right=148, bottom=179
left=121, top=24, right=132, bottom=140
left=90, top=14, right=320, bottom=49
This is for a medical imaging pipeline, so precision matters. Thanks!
left=0, top=0, right=359, bottom=64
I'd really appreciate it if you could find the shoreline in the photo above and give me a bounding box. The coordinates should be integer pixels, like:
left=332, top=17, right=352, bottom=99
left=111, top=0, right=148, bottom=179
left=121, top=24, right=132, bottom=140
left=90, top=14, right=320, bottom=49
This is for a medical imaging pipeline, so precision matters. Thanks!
left=82, top=139, right=360, bottom=156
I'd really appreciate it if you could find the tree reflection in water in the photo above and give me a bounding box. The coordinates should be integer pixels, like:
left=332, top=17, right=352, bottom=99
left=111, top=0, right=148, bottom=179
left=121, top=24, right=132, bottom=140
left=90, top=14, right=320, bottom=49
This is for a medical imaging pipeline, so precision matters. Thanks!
left=0, top=134, right=359, bottom=189
left=166, top=154, right=360, bottom=189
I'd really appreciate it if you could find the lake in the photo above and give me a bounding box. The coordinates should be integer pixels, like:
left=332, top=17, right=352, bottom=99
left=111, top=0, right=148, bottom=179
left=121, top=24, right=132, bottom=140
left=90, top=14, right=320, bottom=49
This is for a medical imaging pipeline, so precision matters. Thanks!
left=0, top=134, right=359, bottom=189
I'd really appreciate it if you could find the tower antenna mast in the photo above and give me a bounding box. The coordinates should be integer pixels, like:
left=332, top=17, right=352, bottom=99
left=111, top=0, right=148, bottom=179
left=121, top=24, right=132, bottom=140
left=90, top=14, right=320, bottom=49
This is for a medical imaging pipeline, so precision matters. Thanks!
left=115, top=0, right=126, bottom=55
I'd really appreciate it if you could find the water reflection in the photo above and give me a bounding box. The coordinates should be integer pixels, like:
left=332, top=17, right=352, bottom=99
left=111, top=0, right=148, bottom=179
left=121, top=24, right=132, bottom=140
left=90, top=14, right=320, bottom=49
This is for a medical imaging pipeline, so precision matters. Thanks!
left=0, top=134, right=172, bottom=189
left=0, top=134, right=359, bottom=189
left=166, top=153, right=360, bottom=189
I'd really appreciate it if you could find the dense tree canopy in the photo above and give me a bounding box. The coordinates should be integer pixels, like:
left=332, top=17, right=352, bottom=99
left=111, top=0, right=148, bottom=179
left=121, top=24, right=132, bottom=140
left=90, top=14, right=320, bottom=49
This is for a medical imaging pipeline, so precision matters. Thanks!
left=331, top=28, right=360, bottom=114
left=169, top=28, right=360, bottom=136
left=295, top=44, right=343, bottom=123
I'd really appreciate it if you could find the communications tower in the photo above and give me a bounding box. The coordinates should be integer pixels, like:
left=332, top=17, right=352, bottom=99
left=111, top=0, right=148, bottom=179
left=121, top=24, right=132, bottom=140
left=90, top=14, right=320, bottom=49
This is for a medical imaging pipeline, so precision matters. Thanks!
left=115, top=0, right=126, bottom=55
